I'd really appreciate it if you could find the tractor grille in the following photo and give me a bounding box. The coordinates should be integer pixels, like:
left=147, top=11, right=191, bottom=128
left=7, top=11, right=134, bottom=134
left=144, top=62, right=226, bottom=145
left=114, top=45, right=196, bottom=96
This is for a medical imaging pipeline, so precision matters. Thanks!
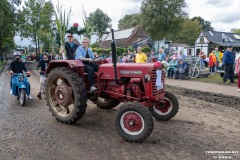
left=151, top=70, right=164, bottom=96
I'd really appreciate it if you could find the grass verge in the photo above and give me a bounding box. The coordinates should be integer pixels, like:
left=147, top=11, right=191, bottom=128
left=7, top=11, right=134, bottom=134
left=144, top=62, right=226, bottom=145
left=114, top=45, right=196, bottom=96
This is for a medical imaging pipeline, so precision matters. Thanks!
left=191, top=73, right=238, bottom=86
left=0, top=61, right=7, bottom=73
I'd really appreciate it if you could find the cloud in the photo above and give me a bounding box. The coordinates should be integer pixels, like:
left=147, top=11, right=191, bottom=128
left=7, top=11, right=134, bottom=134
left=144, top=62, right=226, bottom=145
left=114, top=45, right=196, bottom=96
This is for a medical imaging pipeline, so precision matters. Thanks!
left=15, top=0, right=240, bottom=46
left=51, top=0, right=142, bottom=29
left=214, top=11, right=240, bottom=23
left=205, top=0, right=229, bottom=7
left=185, top=0, right=240, bottom=32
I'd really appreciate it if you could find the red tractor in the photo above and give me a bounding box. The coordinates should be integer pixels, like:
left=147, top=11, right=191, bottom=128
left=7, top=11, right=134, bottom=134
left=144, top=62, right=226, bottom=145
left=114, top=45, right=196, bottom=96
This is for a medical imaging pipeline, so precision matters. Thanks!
left=44, top=30, right=179, bottom=142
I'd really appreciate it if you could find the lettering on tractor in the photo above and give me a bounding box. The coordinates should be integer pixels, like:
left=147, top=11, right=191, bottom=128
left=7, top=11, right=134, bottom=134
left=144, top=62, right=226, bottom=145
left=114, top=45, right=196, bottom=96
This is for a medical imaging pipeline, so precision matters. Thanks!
left=44, top=29, right=179, bottom=143
left=120, top=70, right=142, bottom=76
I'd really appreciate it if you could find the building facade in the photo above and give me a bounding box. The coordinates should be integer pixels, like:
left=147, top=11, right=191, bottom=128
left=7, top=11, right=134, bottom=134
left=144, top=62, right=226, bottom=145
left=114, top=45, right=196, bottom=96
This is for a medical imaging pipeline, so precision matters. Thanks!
left=101, top=26, right=149, bottom=48
left=194, top=31, right=240, bottom=56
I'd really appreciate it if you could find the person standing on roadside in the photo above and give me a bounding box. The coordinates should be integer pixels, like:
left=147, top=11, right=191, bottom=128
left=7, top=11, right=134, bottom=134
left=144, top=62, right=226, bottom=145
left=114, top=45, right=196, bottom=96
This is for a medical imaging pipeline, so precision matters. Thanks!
left=215, top=47, right=220, bottom=69
left=235, top=55, right=240, bottom=92
left=126, top=49, right=135, bottom=63
left=223, top=45, right=234, bottom=84
left=178, top=50, right=186, bottom=61
left=209, top=50, right=217, bottom=74
left=150, top=49, right=156, bottom=62
left=135, top=47, right=147, bottom=63
left=157, top=49, right=166, bottom=62
left=55, top=53, right=59, bottom=60
left=65, top=32, right=79, bottom=60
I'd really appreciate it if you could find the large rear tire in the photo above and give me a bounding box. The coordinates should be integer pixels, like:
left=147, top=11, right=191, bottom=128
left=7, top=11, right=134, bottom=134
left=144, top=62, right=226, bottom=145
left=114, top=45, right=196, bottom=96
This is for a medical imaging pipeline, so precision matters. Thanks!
left=115, top=102, right=153, bottom=142
left=149, top=92, right=179, bottom=121
left=46, top=67, right=87, bottom=124
left=19, top=88, right=26, bottom=106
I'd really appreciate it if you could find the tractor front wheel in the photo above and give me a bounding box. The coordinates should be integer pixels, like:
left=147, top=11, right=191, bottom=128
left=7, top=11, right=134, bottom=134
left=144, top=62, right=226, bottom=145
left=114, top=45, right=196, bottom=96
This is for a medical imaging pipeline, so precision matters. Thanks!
left=115, top=102, right=153, bottom=142
left=46, top=67, right=87, bottom=124
left=149, top=92, right=179, bottom=121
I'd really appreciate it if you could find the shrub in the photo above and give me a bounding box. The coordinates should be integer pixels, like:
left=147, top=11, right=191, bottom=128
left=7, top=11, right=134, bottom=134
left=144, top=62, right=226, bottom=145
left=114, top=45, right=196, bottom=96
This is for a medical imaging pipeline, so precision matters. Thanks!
left=142, top=47, right=151, bottom=53
left=91, top=43, right=100, bottom=48
left=91, top=47, right=132, bottom=56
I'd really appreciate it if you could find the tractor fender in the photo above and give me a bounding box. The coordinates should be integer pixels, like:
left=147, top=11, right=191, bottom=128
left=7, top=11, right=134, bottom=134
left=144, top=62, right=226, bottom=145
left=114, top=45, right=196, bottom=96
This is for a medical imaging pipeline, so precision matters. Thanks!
left=45, top=60, right=85, bottom=76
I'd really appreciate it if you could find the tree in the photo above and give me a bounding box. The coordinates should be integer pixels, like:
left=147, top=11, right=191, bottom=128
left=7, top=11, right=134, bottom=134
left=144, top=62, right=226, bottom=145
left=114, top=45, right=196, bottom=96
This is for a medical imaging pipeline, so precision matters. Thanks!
left=140, top=0, right=187, bottom=40
left=172, top=19, right=201, bottom=46
left=192, top=16, right=214, bottom=31
left=66, top=7, right=95, bottom=42
left=18, top=0, right=54, bottom=54
left=231, top=28, right=240, bottom=34
left=0, top=0, right=16, bottom=56
left=88, top=8, right=111, bottom=42
left=118, top=13, right=141, bottom=30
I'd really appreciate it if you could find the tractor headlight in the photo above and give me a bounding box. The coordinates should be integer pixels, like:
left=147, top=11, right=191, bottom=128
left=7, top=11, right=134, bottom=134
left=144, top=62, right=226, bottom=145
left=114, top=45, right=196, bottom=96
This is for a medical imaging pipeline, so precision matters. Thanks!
left=19, top=76, right=24, bottom=82
left=144, top=74, right=151, bottom=82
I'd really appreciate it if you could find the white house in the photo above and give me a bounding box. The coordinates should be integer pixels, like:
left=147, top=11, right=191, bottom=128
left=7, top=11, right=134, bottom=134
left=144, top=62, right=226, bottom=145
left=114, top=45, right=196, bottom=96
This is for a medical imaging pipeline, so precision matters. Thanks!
left=194, top=31, right=240, bottom=56
left=169, top=43, right=194, bottom=56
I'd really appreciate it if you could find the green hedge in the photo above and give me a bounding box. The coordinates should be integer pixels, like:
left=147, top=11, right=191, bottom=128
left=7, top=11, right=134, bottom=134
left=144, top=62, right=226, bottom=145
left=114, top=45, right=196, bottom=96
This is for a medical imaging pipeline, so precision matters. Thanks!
left=0, top=61, right=7, bottom=71
left=142, top=47, right=151, bottom=53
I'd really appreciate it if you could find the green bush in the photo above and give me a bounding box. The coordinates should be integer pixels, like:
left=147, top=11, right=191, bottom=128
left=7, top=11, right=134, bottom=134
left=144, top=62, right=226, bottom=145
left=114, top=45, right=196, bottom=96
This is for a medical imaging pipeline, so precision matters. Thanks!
left=142, top=47, right=151, bottom=53
left=91, top=47, right=130, bottom=56
left=90, top=43, right=100, bottom=48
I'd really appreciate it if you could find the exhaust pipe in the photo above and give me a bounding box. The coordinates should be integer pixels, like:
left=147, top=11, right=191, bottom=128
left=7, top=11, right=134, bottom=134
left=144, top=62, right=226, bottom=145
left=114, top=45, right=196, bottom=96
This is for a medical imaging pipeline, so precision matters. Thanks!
left=111, top=29, right=122, bottom=85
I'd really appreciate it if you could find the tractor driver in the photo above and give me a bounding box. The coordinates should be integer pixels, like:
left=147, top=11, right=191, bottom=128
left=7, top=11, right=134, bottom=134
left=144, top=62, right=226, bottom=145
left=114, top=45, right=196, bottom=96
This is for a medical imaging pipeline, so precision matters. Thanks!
left=75, top=38, right=98, bottom=93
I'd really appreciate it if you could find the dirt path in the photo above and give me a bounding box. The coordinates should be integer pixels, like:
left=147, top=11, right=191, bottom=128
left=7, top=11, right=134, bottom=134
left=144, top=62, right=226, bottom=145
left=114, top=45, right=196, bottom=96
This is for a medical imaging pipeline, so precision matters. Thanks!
left=165, top=79, right=240, bottom=98
left=0, top=62, right=239, bottom=160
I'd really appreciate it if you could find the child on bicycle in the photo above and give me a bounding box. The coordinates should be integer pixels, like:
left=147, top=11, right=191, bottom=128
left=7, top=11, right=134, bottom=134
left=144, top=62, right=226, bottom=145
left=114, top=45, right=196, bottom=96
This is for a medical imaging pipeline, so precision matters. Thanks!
left=36, top=52, right=51, bottom=99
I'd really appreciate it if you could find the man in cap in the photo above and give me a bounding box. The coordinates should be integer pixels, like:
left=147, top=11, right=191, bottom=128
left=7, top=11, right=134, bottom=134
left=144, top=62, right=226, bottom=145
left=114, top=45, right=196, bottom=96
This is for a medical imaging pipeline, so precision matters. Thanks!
left=223, top=45, right=235, bottom=84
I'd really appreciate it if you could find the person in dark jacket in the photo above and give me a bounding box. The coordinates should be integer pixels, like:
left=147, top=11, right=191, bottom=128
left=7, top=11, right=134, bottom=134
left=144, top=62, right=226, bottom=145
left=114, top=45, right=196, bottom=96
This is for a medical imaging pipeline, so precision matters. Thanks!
left=8, top=52, right=33, bottom=99
left=173, top=60, right=189, bottom=80
left=36, top=52, right=51, bottom=98
left=65, top=32, right=79, bottom=60
left=223, top=45, right=235, bottom=84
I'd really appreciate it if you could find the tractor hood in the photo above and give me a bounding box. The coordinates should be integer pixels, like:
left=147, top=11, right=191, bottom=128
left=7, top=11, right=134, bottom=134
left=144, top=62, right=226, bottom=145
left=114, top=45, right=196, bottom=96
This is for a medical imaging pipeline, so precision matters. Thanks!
left=98, top=63, right=162, bottom=79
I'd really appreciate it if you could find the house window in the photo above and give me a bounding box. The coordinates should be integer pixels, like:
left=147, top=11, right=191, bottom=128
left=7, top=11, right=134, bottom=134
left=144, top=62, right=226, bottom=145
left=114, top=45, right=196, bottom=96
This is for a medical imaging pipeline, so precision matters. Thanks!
left=200, top=38, right=204, bottom=43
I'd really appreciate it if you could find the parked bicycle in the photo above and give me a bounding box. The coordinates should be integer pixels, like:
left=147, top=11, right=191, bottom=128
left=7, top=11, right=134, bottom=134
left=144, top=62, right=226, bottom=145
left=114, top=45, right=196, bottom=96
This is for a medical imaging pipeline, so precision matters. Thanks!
left=186, top=57, right=200, bottom=79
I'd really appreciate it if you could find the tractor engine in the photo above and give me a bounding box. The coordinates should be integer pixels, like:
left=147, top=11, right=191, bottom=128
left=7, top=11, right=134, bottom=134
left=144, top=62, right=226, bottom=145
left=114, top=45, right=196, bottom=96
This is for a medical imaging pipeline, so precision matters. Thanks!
left=97, top=62, right=165, bottom=102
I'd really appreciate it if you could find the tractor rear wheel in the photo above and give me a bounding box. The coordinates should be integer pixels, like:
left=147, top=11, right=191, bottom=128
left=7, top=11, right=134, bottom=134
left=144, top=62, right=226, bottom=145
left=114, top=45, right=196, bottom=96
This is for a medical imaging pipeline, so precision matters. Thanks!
left=149, top=92, right=179, bottom=121
left=115, top=102, right=153, bottom=142
left=96, top=96, right=119, bottom=110
left=46, top=67, right=87, bottom=124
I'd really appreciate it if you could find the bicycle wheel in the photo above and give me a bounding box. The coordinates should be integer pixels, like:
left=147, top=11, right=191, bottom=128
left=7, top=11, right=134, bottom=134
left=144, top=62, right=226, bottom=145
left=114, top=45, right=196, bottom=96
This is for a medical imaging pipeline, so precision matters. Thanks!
left=189, top=67, right=200, bottom=79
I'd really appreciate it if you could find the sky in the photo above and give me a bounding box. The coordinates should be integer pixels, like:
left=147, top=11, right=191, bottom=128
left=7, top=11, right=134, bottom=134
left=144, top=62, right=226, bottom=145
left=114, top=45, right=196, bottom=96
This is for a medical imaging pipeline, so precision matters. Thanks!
left=15, top=0, right=240, bottom=46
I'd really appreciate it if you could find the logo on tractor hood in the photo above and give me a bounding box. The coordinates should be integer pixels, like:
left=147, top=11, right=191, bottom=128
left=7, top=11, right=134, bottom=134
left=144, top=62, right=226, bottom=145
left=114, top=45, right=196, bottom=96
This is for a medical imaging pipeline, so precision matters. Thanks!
left=120, top=70, right=142, bottom=75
